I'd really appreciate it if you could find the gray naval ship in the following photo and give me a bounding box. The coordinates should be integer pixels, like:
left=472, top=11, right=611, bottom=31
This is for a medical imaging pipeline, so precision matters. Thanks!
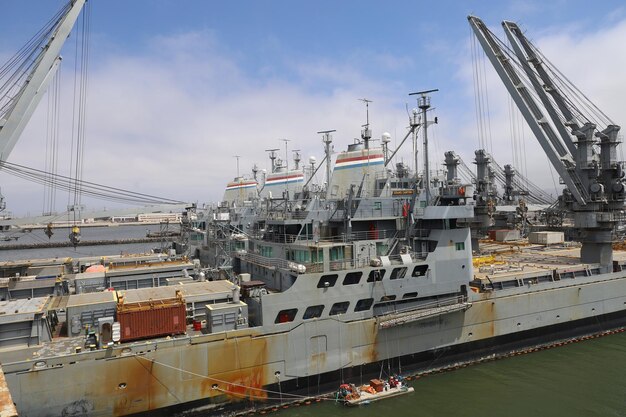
left=0, top=3, right=626, bottom=416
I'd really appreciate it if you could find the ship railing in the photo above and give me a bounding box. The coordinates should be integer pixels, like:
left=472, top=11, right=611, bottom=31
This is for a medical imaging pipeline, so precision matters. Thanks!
left=259, top=228, right=398, bottom=244
left=235, top=251, right=293, bottom=271
left=390, top=294, right=468, bottom=315
left=236, top=250, right=422, bottom=274
left=329, top=206, right=401, bottom=220
left=265, top=210, right=309, bottom=221
left=377, top=294, right=471, bottom=328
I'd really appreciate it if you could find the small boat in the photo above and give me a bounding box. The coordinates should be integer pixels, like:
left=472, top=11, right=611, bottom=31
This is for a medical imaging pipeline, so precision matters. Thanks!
left=337, top=376, right=414, bottom=406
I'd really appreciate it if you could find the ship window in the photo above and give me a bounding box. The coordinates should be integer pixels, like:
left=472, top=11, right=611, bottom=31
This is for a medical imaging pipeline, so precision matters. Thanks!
left=380, top=295, right=396, bottom=301
left=403, top=292, right=418, bottom=299
left=343, top=272, right=362, bottom=285
left=390, top=267, right=407, bottom=280
left=355, top=298, right=374, bottom=312
left=367, top=269, right=385, bottom=282
left=329, top=302, right=350, bottom=316
left=275, top=309, right=298, bottom=324
left=317, top=274, right=338, bottom=288
left=260, top=245, right=274, bottom=257
left=412, top=265, right=428, bottom=277
left=293, top=250, right=310, bottom=263
left=330, top=246, right=345, bottom=261
left=455, top=242, right=465, bottom=251
left=303, top=305, right=324, bottom=319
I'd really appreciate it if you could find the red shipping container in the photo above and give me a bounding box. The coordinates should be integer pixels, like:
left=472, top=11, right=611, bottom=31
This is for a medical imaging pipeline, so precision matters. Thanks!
left=117, top=297, right=186, bottom=342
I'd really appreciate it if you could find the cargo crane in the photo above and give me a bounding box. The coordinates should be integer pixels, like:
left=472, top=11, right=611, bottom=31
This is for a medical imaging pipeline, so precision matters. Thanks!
left=469, top=16, right=625, bottom=267
left=0, top=0, right=86, bottom=211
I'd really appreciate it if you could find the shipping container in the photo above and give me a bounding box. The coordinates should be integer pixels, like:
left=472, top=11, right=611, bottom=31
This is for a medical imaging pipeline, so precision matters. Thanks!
left=116, top=295, right=186, bottom=342
left=495, top=229, right=520, bottom=242
left=529, top=231, right=564, bottom=245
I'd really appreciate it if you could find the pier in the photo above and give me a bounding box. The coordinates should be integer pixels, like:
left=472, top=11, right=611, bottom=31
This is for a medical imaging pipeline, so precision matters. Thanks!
left=0, top=237, right=167, bottom=251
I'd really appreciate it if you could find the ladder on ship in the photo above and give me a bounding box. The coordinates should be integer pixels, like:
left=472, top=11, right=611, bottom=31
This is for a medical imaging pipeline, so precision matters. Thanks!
left=377, top=301, right=472, bottom=329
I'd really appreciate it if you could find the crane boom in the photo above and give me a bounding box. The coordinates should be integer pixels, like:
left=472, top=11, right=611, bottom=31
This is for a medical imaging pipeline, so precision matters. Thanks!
left=467, top=15, right=587, bottom=205
left=469, top=15, right=626, bottom=267
left=0, top=0, right=86, bottom=162
left=501, top=21, right=579, bottom=156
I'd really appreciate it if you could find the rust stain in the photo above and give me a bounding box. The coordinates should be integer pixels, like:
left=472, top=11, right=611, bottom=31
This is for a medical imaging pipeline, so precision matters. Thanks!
left=367, top=320, right=380, bottom=363
left=310, top=352, right=326, bottom=371
left=199, top=335, right=269, bottom=402
left=0, top=365, right=17, bottom=417
left=110, top=355, right=159, bottom=416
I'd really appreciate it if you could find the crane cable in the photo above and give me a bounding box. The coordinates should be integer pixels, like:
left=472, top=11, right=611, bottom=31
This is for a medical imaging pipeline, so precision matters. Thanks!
left=0, top=160, right=186, bottom=206
left=66, top=1, right=92, bottom=247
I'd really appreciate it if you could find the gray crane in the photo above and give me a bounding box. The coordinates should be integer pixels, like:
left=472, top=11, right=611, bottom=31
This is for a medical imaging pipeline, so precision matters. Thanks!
left=468, top=16, right=625, bottom=267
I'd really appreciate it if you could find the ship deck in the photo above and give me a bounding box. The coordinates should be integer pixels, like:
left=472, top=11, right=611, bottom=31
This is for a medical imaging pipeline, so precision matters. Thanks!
left=473, top=241, right=626, bottom=284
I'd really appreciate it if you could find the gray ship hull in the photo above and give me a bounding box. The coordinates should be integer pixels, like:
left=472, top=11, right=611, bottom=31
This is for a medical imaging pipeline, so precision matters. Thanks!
left=3, top=268, right=626, bottom=417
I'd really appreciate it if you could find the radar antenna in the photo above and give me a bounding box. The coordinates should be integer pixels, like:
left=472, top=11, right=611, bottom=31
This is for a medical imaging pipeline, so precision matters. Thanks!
left=358, top=98, right=373, bottom=148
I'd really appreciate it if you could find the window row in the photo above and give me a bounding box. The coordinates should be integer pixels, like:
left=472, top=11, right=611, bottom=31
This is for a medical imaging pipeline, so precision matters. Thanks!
left=316, top=265, right=429, bottom=288
left=274, top=291, right=420, bottom=324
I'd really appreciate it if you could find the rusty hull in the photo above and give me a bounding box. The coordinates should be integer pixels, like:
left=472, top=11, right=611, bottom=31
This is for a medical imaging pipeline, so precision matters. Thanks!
left=4, top=271, right=626, bottom=416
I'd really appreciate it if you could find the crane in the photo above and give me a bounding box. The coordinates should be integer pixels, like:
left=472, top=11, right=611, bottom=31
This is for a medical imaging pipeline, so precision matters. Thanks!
left=468, top=16, right=625, bottom=266
left=0, top=0, right=86, bottom=211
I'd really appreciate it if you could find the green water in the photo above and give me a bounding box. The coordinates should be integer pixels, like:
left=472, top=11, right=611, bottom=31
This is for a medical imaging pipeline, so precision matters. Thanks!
left=273, top=332, right=626, bottom=417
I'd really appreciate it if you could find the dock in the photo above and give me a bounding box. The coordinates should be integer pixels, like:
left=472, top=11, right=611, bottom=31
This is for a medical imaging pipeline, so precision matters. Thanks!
left=0, top=237, right=167, bottom=251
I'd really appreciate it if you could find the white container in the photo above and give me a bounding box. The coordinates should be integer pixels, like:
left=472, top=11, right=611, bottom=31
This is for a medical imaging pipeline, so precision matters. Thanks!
left=495, top=229, right=520, bottom=242
left=529, top=231, right=564, bottom=245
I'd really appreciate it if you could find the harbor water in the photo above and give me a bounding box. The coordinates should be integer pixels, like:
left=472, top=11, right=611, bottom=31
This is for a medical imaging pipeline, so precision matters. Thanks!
left=271, top=331, right=626, bottom=417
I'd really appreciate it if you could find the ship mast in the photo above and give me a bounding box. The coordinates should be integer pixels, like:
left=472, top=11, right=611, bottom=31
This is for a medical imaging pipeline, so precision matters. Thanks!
left=318, top=130, right=335, bottom=192
left=409, top=89, right=438, bottom=204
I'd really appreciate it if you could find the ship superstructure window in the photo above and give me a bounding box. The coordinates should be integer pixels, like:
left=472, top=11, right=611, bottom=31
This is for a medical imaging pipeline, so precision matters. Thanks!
left=343, top=272, right=362, bottom=285
left=303, top=305, right=324, bottom=319
left=329, top=302, right=350, bottom=315
left=367, top=269, right=385, bottom=282
left=275, top=309, right=298, bottom=324
left=455, top=242, right=465, bottom=251
left=259, top=245, right=274, bottom=257
left=355, top=298, right=374, bottom=312
left=288, top=249, right=310, bottom=263
left=317, top=274, right=338, bottom=288
left=328, top=246, right=345, bottom=271
left=403, top=292, right=418, bottom=299
left=390, top=267, right=407, bottom=280
left=310, top=249, right=323, bottom=263
left=380, top=295, right=396, bottom=301
left=412, top=265, right=428, bottom=277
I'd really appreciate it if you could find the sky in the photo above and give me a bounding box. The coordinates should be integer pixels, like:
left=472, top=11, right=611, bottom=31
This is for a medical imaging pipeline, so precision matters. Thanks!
left=1, top=0, right=625, bottom=216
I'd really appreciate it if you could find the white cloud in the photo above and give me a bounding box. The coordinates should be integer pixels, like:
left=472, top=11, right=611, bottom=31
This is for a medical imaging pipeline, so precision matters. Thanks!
left=2, top=30, right=414, bottom=216
left=3, top=14, right=626, bottom=217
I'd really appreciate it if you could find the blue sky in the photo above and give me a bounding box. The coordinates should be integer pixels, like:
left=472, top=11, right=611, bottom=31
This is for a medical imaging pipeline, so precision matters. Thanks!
left=1, top=0, right=626, bottom=215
